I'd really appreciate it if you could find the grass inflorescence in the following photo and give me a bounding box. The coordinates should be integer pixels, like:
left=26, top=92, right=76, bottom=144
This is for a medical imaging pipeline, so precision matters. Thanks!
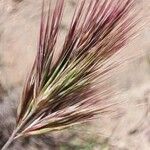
left=2, top=0, right=137, bottom=149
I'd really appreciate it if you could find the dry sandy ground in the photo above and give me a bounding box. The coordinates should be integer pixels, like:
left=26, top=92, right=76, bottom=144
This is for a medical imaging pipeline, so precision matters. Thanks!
left=0, top=0, right=150, bottom=149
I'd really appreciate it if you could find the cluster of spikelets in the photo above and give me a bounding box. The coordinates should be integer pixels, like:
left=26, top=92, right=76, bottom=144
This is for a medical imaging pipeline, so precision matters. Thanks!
left=17, top=0, right=136, bottom=137
left=2, top=0, right=137, bottom=149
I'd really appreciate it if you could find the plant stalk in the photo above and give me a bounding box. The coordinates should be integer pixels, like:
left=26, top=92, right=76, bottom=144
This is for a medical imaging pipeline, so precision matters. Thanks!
left=1, top=109, right=35, bottom=150
left=1, top=127, right=20, bottom=150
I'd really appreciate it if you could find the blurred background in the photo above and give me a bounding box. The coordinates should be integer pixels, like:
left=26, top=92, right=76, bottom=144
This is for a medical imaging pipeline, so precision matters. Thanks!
left=0, top=0, right=150, bottom=149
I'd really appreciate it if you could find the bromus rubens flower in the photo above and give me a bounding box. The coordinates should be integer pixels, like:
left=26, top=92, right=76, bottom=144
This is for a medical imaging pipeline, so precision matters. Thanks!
left=2, top=0, right=137, bottom=149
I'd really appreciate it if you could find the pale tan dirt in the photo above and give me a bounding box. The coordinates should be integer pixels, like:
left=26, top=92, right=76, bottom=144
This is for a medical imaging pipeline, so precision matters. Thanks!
left=0, top=0, right=150, bottom=150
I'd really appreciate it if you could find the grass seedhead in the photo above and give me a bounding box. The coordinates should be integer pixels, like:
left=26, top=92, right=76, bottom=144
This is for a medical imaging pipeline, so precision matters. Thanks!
left=2, top=0, right=137, bottom=149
